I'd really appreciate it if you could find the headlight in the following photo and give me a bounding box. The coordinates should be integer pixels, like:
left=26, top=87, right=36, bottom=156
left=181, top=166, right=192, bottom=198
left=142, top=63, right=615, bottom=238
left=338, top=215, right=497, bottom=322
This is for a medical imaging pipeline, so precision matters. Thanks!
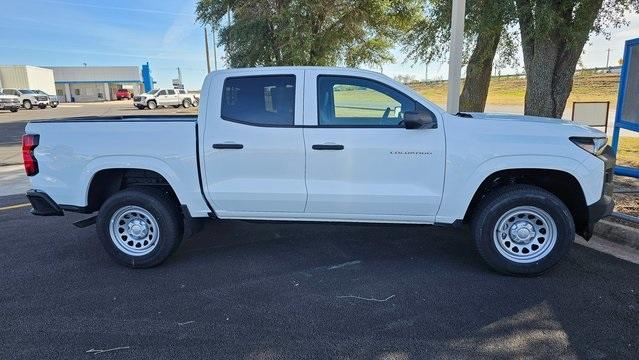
left=570, top=137, right=607, bottom=156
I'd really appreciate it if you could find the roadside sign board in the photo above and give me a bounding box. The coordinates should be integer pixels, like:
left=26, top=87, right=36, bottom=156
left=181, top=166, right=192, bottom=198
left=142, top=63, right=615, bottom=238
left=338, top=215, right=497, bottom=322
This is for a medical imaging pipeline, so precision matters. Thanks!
left=571, top=101, right=609, bottom=130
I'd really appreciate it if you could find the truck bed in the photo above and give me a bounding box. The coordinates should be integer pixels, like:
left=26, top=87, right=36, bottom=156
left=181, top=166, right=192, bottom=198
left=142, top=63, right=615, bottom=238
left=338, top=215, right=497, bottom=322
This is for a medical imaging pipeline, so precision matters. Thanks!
left=25, top=115, right=211, bottom=217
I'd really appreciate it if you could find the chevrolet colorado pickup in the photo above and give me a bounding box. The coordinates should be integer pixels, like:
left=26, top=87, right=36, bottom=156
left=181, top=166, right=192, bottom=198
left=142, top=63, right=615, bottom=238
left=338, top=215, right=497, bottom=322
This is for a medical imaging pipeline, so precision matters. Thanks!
left=23, top=67, right=614, bottom=275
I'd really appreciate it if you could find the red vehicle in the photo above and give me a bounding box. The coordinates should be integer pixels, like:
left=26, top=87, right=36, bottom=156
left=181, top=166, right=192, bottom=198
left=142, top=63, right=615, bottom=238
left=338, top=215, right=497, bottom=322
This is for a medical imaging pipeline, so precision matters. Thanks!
left=115, top=89, right=133, bottom=100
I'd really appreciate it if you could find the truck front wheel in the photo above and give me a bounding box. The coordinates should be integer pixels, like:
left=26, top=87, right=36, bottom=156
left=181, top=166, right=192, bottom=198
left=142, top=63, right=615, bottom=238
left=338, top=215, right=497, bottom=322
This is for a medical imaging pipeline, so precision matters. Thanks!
left=96, top=187, right=183, bottom=268
left=147, top=100, right=157, bottom=110
left=471, top=185, right=575, bottom=276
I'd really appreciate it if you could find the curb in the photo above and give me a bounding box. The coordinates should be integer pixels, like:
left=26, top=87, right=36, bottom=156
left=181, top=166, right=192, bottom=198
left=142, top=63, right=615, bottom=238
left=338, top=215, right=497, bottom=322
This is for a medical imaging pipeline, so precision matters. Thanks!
left=593, top=219, right=639, bottom=250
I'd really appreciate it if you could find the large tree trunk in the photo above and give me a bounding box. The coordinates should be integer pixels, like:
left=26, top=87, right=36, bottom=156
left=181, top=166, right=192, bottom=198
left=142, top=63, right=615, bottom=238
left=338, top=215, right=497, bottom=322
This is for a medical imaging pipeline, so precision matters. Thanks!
left=515, top=0, right=604, bottom=118
left=459, top=29, right=501, bottom=112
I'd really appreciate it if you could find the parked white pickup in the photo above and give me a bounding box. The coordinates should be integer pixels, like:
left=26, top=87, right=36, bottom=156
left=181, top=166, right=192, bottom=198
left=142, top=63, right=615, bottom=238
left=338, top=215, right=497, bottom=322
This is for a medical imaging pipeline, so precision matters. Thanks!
left=24, top=67, right=614, bottom=275
left=133, top=88, right=198, bottom=110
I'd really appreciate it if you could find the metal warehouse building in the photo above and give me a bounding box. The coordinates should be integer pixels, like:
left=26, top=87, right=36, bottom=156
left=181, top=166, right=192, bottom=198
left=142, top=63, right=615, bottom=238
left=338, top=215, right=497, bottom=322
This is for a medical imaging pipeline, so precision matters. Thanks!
left=0, top=65, right=56, bottom=95
left=47, top=66, right=144, bottom=102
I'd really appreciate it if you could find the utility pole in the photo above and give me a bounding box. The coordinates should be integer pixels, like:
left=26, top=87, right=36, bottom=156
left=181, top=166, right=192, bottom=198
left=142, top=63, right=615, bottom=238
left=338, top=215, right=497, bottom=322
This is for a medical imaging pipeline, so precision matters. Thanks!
left=425, top=62, right=429, bottom=82
left=446, top=0, right=466, bottom=114
left=177, top=67, right=183, bottom=86
left=212, top=27, right=218, bottom=71
left=606, top=48, right=611, bottom=70
left=226, top=6, right=232, bottom=65
left=204, top=28, right=211, bottom=73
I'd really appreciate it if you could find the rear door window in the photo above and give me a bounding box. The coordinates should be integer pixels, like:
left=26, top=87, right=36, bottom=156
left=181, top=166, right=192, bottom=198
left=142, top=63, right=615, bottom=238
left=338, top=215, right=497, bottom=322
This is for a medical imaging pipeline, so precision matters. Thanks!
left=221, top=75, right=295, bottom=126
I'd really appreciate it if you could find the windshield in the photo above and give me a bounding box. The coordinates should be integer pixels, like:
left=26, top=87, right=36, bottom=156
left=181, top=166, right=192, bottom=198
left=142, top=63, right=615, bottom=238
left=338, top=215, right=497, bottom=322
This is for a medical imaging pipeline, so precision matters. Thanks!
left=148, top=89, right=159, bottom=95
left=19, top=89, right=34, bottom=94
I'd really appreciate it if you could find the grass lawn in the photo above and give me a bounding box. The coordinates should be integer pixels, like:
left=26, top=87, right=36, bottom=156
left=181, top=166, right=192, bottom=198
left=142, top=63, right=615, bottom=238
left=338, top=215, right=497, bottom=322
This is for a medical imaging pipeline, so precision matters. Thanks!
left=616, top=137, right=639, bottom=168
left=409, top=73, right=621, bottom=107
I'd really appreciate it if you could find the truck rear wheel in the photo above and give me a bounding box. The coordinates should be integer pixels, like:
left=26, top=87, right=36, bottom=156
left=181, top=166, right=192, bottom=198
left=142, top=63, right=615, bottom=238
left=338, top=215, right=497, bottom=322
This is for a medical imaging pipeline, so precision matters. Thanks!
left=471, top=185, right=575, bottom=276
left=182, top=99, right=191, bottom=108
left=96, top=187, right=183, bottom=268
left=23, top=100, right=32, bottom=110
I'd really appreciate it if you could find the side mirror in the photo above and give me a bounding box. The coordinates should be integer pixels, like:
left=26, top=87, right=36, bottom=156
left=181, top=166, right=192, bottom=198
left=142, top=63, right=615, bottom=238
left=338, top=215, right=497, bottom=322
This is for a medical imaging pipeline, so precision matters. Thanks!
left=403, top=111, right=437, bottom=129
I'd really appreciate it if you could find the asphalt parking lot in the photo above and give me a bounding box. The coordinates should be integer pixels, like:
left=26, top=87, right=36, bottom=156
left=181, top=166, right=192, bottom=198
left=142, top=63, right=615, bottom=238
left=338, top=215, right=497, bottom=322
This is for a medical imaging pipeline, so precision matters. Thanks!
left=1, top=193, right=638, bottom=359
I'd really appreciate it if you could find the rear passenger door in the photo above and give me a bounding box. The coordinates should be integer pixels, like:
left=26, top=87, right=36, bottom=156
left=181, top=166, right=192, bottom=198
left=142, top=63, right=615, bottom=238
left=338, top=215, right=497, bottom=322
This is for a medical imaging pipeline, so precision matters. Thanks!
left=202, top=70, right=307, bottom=216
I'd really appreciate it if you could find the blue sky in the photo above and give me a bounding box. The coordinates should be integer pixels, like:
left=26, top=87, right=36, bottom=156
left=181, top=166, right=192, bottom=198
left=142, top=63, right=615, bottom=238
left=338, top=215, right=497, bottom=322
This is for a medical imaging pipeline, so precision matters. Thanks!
left=0, top=0, right=637, bottom=89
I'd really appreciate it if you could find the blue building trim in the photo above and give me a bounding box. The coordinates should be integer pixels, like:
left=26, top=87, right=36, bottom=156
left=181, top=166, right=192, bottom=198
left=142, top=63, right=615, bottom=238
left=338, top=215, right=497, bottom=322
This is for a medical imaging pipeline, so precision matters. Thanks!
left=142, top=62, right=153, bottom=92
left=611, top=37, right=639, bottom=178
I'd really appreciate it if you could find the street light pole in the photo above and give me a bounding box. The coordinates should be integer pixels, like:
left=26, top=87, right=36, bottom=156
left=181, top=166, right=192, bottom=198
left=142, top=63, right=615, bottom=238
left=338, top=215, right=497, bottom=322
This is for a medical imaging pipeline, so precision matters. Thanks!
left=447, top=0, right=466, bottom=114
left=204, top=28, right=211, bottom=73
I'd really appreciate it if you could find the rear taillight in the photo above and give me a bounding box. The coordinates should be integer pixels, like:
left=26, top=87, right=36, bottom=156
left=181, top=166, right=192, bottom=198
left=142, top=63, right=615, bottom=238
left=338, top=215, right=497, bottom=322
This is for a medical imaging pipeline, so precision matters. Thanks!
left=22, top=134, right=39, bottom=176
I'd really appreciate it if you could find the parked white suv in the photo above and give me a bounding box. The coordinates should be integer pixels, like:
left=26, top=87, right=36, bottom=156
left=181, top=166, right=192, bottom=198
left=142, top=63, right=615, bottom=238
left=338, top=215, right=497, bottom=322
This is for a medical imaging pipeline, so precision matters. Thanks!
left=24, top=67, right=614, bottom=275
left=1, top=88, right=49, bottom=109
left=33, top=90, right=59, bottom=108
left=133, top=88, right=198, bottom=110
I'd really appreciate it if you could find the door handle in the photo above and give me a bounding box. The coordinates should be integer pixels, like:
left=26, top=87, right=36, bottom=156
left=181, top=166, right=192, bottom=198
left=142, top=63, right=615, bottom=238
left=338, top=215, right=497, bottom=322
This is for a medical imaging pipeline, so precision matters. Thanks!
left=312, top=144, right=344, bottom=150
left=213, top=143, right=244, bottom=149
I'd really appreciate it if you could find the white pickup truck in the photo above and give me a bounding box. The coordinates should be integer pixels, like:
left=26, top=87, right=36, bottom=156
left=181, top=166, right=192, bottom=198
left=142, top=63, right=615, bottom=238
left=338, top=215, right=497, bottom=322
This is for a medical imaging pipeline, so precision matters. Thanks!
left=133, top=88, right=198, bottom=110
left=23, top=67, right=614, bottom=275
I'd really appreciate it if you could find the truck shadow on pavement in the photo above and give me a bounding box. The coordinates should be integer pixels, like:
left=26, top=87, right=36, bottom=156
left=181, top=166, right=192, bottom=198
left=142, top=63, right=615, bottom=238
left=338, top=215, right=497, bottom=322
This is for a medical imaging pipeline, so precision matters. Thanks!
left=1, top=212, right=638, bottom=359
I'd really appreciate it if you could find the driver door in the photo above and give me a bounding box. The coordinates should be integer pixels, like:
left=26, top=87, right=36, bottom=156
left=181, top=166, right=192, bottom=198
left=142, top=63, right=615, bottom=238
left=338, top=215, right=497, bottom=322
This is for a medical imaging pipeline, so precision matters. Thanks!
left=302, top=72, right=446, bottom=220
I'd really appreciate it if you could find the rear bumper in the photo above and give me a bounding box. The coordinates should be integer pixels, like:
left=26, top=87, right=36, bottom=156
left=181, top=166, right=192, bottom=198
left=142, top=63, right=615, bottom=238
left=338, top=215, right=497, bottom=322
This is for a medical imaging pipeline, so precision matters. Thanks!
left=26, top=190, right=63, bottom=216
left=581, top=147, right=615, bottom=239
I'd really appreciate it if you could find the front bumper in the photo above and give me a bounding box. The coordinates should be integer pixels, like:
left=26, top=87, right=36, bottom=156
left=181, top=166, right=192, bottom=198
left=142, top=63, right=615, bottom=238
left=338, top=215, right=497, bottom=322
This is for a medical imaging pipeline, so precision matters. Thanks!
left=0, top=103, right=20, bottom=110
left=582, top=146, right=615, bottom=239
left=26, top=190, right=63, bottom=216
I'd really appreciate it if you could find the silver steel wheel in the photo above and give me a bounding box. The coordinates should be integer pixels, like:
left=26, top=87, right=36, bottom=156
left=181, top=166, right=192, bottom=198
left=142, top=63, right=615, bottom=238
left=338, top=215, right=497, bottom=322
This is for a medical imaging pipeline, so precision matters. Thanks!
left=493, top=206, right=557, bottom=263
left=147, top=100, right=157, bottom=110
left=109, top=206, right=160, bottom=256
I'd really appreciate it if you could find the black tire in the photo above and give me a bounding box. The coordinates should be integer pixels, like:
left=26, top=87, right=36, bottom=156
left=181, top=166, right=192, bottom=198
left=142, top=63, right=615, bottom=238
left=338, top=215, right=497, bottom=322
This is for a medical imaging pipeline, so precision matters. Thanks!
left=51, top=104, right=58, bottom=108
left=96, top=187, right=184, bottom=268
left=471, top=184, right=575, bottom=276
left=172, top=105, right=180, bottom=108
left=147, top=100, right=157, bottom=110
left=182, top=99, right=191, bottom=108
left=38, top=104, right=47, bottom=109
left=10, top=109, right=18, bottom=112
left=135, top=105, right=145, bottom=110
left=23, top=100, right=32, bottom=110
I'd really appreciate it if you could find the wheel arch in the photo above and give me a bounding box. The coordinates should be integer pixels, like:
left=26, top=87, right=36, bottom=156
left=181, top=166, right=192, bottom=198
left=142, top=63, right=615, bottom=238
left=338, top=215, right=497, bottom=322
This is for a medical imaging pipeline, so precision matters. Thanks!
left=463, top=168, right=589, bottom=236
left=84, top=168, right=181, bottom=213
left=80, top=157, right=186, bottom=213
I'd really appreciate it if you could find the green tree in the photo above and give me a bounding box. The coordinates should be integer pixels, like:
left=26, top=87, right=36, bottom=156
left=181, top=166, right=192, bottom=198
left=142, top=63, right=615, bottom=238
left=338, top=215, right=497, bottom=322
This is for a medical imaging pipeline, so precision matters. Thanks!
left=516, top=0, right=638, bottom=117
left=403, top=0, right=518, bottom=112
left=196, top=0, right=423, bottom=68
